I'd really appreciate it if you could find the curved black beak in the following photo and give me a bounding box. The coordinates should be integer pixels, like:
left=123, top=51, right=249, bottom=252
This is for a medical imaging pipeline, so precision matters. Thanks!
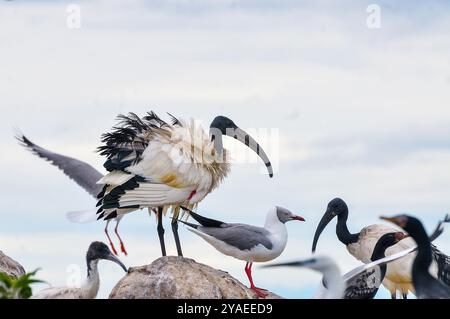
left=312, top=208, right=336, bottom=253
left=210, top=116, right=273, bottom=178
left=105, top=253, right=128, bottom=273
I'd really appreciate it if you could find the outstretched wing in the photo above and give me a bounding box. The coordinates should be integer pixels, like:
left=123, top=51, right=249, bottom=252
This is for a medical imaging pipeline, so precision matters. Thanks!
left=344, top=266, right=382, bottom=299
left=180, top=206, right=225, bottom=227
left=17, top=134, right=104, bottom=198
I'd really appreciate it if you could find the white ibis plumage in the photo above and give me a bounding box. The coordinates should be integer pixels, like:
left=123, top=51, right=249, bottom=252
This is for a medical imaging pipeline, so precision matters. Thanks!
left=312, top=198, right=418, bottom=299
left=382, top=215, right=450, bottom=299
left=31, top=242, right=127, bottom=299
left=178, top=206, right=304, bottom=298
left=18, top=112, right=273, bottom=257
left=95, top=112, right=273, bottom=257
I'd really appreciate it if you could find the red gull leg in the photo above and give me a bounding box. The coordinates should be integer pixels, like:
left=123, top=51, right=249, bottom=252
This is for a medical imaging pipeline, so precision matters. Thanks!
left=104, top=221, right=118, bottom=256
left=114, top=220, right=128, bottom=256
left=245, top=262, right=268, bottom=299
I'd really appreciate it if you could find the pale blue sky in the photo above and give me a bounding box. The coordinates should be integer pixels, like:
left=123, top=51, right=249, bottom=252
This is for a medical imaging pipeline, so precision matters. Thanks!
left=1, top=0, right=450, bottom=299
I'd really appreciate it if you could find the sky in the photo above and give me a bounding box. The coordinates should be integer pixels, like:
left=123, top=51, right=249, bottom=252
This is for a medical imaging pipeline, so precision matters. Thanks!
left=1, top=0, right=450, bottom=299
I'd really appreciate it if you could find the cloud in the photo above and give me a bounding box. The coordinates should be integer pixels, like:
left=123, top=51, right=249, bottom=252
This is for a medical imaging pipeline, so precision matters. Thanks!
left=1, top=0, right=450, bottom=299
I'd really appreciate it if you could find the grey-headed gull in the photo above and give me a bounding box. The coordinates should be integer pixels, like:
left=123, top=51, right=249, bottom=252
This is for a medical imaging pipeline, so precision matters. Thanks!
left=179, top=206, right=304, bottom=298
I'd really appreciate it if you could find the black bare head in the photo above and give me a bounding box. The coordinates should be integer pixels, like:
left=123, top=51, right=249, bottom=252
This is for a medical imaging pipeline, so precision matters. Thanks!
left=86, top=242, right=128, bottom=272
left=327, top=198, right=349, bottom=217
left=210, top=116, right=238, bottom=134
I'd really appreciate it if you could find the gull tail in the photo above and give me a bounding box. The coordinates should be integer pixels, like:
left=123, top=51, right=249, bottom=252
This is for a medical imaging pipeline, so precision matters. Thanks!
left=180, top=206, right=224, bottom=228
left=66, top=210, right=98, bottom=223
left=176, top=218, right=199, bottom=229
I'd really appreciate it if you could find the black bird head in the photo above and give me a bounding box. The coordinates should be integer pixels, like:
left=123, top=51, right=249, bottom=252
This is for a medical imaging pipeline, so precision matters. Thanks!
left=86, top=242, right=128, bottom=272
left=312, top=198, right=349, bottom=253
left=209, top=116, right=273, bottom=178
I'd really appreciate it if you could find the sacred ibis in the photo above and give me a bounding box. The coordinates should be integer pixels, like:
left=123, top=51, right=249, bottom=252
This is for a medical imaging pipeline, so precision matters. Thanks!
left=31, top=242, right=127, bottom=299
left=178, top=206, right=304, bottom=298
left=18, top=112, right=273, bottom=257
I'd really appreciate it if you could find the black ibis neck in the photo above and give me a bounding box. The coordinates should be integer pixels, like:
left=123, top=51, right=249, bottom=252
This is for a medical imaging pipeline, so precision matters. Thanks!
left=412, top=225, right=433, bottom=276
left=336, top=213, right=360, bottom=246
left=371, top=242, right=389, bottom=278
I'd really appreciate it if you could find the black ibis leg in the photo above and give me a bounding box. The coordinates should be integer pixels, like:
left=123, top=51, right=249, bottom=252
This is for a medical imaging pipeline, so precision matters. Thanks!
left=157, top=207, right=166, bottom=257
left=402, top=294, right=408, bottom=299
left=391, top=293, right=397, bottom=299
left=172, top=219, right=183, bottom=257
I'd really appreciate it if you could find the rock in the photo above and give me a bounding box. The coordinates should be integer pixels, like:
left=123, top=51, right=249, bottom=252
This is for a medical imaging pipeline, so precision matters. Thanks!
left=0, top=251, right=26, bottom=278
left=109, top=256, right=282, bottom=299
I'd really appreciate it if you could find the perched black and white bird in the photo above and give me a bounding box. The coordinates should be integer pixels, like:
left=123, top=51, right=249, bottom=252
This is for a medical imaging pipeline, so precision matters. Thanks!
left=18, top=112, right=273, bottom=257
left=32, top=242, right=127, bottom=299
left=178, top=206, right=304, bottom=298
left=312, top=198, right=419, bottom=298
left=382, top=215, right=450, bottom=299
left=264, top=232, right=408, bottom=299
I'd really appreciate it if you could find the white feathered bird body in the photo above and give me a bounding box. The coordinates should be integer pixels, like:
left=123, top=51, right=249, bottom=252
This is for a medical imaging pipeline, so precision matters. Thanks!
left=94, top=113, right=230, bottom=222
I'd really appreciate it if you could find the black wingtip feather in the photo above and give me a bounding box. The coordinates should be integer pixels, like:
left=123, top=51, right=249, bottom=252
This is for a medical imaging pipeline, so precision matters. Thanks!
left=180, top=206, right=224, bottom=228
